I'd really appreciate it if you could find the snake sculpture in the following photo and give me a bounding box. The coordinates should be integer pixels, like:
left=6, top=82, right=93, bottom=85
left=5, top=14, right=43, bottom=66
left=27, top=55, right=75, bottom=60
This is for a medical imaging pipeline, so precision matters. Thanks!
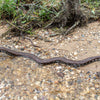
left=0, top=47, right=100, bottom=67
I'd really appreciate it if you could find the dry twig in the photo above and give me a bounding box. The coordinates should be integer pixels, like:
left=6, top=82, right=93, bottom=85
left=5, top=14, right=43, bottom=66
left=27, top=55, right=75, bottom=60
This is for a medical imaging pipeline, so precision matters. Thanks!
left=5, top=20, right=40, bottom=48
left=62, top=20, right=80, bottom=35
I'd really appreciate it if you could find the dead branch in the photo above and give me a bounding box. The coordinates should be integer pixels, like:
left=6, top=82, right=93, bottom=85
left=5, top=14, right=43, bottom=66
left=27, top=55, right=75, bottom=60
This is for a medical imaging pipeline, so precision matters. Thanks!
left=62, top=20, right=80, bottom=35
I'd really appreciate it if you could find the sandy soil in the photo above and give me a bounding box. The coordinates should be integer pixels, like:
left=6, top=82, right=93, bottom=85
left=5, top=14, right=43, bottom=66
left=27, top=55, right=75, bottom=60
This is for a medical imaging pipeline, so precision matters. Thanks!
left=0, top=21, right=100, bottom=99
left=1, top=22, right=100, bottom=72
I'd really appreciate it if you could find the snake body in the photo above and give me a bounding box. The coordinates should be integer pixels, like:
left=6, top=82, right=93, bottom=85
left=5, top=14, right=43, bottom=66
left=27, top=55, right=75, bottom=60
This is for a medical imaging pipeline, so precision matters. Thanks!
left=0, top=47, right=100, bottom=67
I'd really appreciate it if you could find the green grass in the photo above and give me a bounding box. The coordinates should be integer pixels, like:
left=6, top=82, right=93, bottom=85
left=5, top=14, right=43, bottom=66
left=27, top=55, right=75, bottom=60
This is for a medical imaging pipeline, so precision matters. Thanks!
left=0, top=0, right=17, bottom=18
left=0, top=0, right=99, bottom=19
left=0, top=0, right=100, bottom=35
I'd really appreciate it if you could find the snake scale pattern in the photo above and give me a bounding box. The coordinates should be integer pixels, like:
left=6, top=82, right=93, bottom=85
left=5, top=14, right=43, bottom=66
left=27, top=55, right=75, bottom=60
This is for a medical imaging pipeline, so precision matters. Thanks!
left=0, top=47, right=100, bottom=67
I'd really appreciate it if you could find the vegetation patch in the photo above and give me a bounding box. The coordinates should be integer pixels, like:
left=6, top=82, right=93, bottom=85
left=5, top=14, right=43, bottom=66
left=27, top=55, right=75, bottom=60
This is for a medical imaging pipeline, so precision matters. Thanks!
left=0, top=0, right=100, bottom=36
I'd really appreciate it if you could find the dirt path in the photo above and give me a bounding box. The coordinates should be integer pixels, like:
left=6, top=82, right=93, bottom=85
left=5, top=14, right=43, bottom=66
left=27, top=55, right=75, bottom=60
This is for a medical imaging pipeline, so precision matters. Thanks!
left=0, top=21, right=100, bottom=99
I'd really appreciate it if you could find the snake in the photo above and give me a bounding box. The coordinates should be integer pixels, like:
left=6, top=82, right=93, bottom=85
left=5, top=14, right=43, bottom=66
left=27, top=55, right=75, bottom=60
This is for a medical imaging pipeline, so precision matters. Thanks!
left=0, top=47, right=100, bottom=67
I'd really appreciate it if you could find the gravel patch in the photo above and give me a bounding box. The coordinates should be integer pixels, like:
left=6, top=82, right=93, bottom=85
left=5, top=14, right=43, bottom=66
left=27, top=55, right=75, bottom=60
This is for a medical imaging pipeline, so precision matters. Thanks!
left=0, top=21, right=100, bottom=99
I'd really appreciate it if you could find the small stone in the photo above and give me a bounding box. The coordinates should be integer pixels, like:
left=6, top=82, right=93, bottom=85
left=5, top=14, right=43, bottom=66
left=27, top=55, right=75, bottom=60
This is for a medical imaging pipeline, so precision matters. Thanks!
left=86, top=71, right=90, bottom=74
left=69, top=69, right=73, bottom=72
left=96, top=72, right=100, bottom=78
left=70, top=72, right=75, bottom=75
left=52, top=48, right=55, bottom=50
left=35, top=81, right=40, bottom=86
left=81, top=34, right=85, bottom=37
left=74, top=36, right=78, bottom=39
left=45, top=32, right=49, bottom=35
left=55, top=97, right=60, bottom=100
left=57, top=72, right=64, bottom=78
left=98, top=41, right=100, bottom=43
left=88, top=41, right=92, bottom=44
left=20, top=48, right=25, bottom=51
left=67, top=37, right=71, bottom=40
left=73, top=52, right=77, bottom=56
left=97, top=52, right=100, bottom=54
left=55, top=50, right=59, bottom=53
left=34, top=96, right=37, bottom=100
left=77, top=78, right=82, bottom=84
left=75, top=57, right=78, bottom=59
left=56, top=66, right=62, bottom=70
left=94, top=95, right=98, bottom=100
left=6, top=37, right=12, bottom=40
left=91, top=87, right=95, bottom=90
left=65, top=69, right=69, bottom=72
left=68, top=80, right=73, bottom=85
left=18, top=82, right=23, bottom=85
left=81, top=49, right=83, bottom=51
left=15, top=45, right=18, bottom=48
left=34, top=89, right=40, bottom=94
left=34, top=42, right=37, bottom=45
left=93, top=77, right=96, bottom=80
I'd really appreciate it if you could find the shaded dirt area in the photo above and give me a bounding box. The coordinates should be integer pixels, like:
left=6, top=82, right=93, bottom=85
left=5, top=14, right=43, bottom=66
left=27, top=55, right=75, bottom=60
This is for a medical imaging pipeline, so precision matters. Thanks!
left=0, top=21, right=100, bottom=99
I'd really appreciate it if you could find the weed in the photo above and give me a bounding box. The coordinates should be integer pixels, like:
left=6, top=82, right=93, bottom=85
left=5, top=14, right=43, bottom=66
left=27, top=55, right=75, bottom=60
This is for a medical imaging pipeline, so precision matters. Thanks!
left=0, top=0, right=17, bottom=19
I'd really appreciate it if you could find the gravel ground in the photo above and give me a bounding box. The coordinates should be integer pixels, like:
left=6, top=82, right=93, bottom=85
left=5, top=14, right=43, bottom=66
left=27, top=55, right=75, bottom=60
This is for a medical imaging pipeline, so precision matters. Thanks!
left=0, top=21, right=100, bottom=100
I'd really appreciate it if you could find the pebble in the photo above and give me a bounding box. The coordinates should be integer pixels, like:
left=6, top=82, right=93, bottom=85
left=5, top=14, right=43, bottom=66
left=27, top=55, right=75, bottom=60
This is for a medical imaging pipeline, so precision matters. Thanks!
left=98, top=41, right=100, bottom=43
left=52, top=48, right=55, bottom=50
left=20, top=48, right=25, bottom=51
left=96, top=72, right=100, bottom=78
left=81, top=49, right=84, bottom=51
left=15, top=45, right=19, bottom=48
left=81, top=34, right=85, bottom=37
left=73, top=52, right=78, bottom=56
left=34, top=96, right=37, bottom=100
left=74, top=57, right=78, bottom=59
left=55, top=50, right=59, bottom=53
left=35, top=81, right=40, bottom=86
left=67, top=37, right=71, bottom=41
left=0, top=22, right=100, bottom=100
left=6, top=37, right=12, bottom=40
left=45, top=32, right=49, bottom=35
left=70, top=72, right=75, bottom=75
left=33, top=42, right=37, bottom=45
left=56, top=66, right=62, bottom=70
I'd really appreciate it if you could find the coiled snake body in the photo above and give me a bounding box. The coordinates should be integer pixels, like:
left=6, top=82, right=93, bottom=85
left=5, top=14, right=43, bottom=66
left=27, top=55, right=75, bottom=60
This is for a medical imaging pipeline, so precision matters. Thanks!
left=0, top=47, right=100, bottom=67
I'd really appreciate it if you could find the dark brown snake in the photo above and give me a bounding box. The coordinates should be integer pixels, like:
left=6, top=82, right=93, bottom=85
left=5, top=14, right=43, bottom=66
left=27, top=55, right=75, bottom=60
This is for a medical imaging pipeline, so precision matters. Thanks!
left=0, top=47, right=100, bottom=67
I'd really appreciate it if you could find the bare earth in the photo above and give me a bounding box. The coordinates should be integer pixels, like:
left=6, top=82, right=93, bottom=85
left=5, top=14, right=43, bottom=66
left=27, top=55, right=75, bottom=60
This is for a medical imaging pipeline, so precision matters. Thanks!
left=0, top=21, right=100, bottom=99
